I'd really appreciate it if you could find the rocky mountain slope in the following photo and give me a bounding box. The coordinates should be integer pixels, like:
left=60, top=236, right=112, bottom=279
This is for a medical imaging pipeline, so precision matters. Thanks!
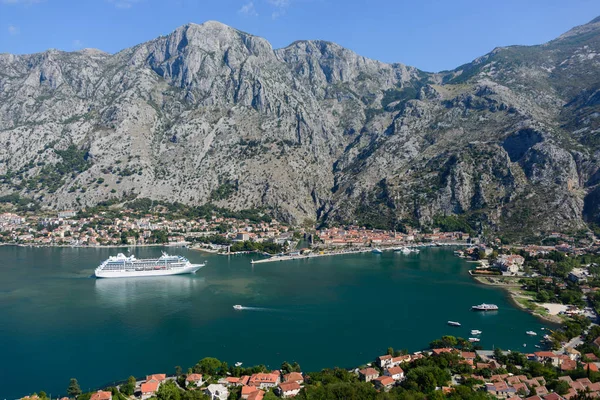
left=2, top=18, right=600, bottom=240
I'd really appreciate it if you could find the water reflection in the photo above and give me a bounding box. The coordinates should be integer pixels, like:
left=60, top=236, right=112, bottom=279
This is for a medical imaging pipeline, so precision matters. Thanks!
left=94, top=275, right=207, bottom=307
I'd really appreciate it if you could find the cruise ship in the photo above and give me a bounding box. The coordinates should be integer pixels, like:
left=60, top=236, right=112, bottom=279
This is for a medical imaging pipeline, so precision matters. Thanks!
left=94, top=252, right=204, bottom=278
left=471, top=303, right=499, bottom=311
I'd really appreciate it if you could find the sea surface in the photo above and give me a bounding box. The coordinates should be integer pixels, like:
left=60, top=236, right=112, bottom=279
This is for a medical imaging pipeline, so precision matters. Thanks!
left=0, top=245, right=550, bottom=398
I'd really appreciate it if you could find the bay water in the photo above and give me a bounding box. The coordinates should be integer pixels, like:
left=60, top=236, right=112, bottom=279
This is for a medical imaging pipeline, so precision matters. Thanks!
left=0, top=246, right=549, bottom=398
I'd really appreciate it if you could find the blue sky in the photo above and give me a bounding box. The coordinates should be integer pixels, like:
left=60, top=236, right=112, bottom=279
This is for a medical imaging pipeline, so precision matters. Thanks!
left=1, top=0, right=600, bottom=72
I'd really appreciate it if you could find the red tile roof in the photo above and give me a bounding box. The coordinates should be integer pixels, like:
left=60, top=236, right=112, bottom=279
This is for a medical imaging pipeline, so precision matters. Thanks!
left=561, top=359, right=577, bottom=371
left=90, top=391, right=112, bottom=400
left=141, top=379, right=159, bottom=394
left=359, top=368, right=379, bottom=377
left=249, top=372, right=279, bottom=386
left=373, top=376, right=395, bottom=386
left=461, top=352, right=476, bottom=359
left=247, top=390, right=264, bottom=400
left=386, top=366, right=404, bottom=376
left=279, top=381, right=301, bottom=392
left=242, top=385, right=259, bottom=397
left=146, top=374, right=166, bottom=382
left=186, top=373, right=203, bottom=382
left=283, top=372, right=303, bottom=383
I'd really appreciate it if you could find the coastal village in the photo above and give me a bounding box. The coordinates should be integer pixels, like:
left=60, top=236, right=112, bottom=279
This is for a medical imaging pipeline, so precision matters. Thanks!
left=20, top=326, right=600, bottom=400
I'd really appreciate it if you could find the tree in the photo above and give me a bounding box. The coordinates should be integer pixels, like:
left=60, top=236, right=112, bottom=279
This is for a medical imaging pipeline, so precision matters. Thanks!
left=387, top=347, right=394, bottom=356
left=156, top=380, right=182, bottom=400
left=281, top=361, right=293, bottom=375
left=291, top=362, right=301, bottom=373
left=263, top=392, right=278, bottom=400
left=175, top=365, right=182, bottom=377
left=194, top=357, right=222, bottom=376
left=67, top=378, right=82, bottom=397
left=121, top=376, right=136, bottom=396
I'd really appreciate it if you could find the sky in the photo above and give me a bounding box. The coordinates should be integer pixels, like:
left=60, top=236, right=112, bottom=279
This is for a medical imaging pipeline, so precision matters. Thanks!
left=1, top=0, right=600, bottom=72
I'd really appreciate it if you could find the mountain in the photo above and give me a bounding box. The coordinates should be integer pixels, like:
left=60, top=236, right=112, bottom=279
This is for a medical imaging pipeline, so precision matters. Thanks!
left=2, top=19, right=600, bottom=241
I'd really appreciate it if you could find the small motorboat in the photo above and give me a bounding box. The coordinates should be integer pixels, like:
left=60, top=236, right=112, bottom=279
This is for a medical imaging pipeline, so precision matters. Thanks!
left=526, top=331, right=537, bottom=336
left=372, top=248, right=383, bottom=254
left=235, top=362, right=243, bottom=367
left=468, top=338, right=480, bottom=342
left=233, top=305, right=243, bottom=310
left=471, top=330, right=482, bottom=335
left=448, top=321, right=461, bottom=327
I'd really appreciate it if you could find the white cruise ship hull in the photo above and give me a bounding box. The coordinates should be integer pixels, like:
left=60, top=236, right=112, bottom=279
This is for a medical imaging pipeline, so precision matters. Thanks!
left=95, top=263, right=204, bottom=278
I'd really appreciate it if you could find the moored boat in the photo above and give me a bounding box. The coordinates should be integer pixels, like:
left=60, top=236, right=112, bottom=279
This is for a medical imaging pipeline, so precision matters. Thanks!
left=471, top=303, right=499, bottom=311
left=471, top=330, right=482, bottom=335
left=372, top=248, right=383, bottom=254
left=526, top=331, right=537, bottom=336
left=448, top=321, right=461, bottom=327
left=468, top=338, right=480, bottom=342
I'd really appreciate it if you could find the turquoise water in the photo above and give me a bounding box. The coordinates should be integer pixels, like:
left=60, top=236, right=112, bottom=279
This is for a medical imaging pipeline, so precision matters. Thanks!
left=0, top=246, right=549, bottom=398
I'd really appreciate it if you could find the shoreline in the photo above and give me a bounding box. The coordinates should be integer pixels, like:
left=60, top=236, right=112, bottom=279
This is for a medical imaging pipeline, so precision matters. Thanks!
left=469, top=274, right=562, bottom=325
left=0, top=242, right=189, bottom=249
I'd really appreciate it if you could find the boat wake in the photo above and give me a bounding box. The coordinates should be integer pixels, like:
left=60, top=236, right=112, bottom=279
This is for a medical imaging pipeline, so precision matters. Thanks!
left=235, top=306, right=282, bottom=312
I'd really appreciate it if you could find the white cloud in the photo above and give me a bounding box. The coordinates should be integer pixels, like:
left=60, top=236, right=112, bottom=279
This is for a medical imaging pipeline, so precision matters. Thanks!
left=238, top=1, right=258, bottom=17
left=1, top=0, right=44, bottom=4
left=73, top=39, right=83, bottom=49
left=8, top=25, right=19, bottom=35
left=107, top=0, right=141, bottom=9
left=266, top=0, right=290, bottom=19
left=267, top=0, right=289, bottom=6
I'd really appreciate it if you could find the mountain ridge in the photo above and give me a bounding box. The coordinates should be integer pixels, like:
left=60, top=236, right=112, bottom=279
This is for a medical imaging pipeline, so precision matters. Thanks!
left=2, top=17, right=600, bottom=241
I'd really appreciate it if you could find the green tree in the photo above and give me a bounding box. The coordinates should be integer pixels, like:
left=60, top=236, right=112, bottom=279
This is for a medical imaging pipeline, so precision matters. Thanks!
left=194, top=357, right=222, bottom=376
left=157, top=380, right=182, bottom=400
left=67, top=378, right=82, bottom=397
left=120, top=376, right=136, bottom=396
left=387, top=347, right=394, bottom=356
left=263, top=392, right=278, bottom=400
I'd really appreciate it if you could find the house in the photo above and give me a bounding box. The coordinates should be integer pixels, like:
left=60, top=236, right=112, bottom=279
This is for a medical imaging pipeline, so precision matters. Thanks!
left=146, top=373, right=167, bottom=382
left=221, top=377, right=241, bottom=386
left=58, top=210, right=77, bottom=219
left=283, top=372, right=304, bottom=384
left=561, top=359, right=577, bottom=371
left=241, top=385, right=259, bottom=399
left=204, top=384, right=229, bottom=400
left=247, top=390, right=265, bottom=400
left=186, top=373, right=203, bottom=387
left=278, top=381, right=301, bottom=398
left=384, top=366, right=404, bottom=381
left=377, top=354, right=393, bottom=368
left=494, top=254, right=525, bottom=273
left=141, top=379, right=160, bottom=400
left=373, top=376, right=395, bottom=391
left=485, top=382, right=517, bottom=398
left=534, top=352, right=562, bottom=367
left=461, top=352, right=476, bottom=361
left=248, top=372, right=280, bottom=388
left=90, top=391, right=112, bottom=400
left=391, top=355, right=411, bottom=366
left=358, top=368, right=379, bottom=382
left=568, top=268, right=590, bottom=283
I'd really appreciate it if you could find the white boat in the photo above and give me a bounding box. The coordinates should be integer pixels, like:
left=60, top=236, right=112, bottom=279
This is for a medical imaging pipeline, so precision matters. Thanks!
left=471, top=330, right=482, bottom=335
left=526, top=331, right=537, bottom=336
left=372, top=248, right=383, bottom=254
left=448, top=321, right=461, bottom=327
left=535, top=345, right=541, bottom=348
left=233, top=305, right=243, bottom=310
left=94, top=252, right=204, bottom=278
left=471, top=303, right=499, bottom=311
left=468, top=338, right=480, bottom=342
left=235, top=362, right=243, bottom=367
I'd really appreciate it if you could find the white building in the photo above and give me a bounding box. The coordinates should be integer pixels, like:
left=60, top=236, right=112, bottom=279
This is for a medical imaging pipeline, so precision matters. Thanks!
left=204, top=384, right=229, bottom=400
